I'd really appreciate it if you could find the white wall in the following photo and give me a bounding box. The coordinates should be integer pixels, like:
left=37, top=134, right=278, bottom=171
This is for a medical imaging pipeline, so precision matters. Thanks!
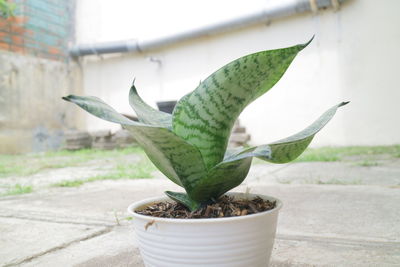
left=75, top=0, right=400, bottom=147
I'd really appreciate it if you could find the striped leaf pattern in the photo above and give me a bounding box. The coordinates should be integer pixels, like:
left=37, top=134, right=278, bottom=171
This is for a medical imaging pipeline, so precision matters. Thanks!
left=63, top=38, right=349, bottom=211
left=173, top=38, right=313, bottom=170
left=226, top=102, right=349, bottom=164
left=165, top=191, right=201, bottom=211
left=185, top=102, right=349, bottom=203
left=129, top=81, right=172, bottom=129
left=188, top=157, right=253, bottom=203
left=62, top=95, right=139, bottom=126
left=63, top=95, right=206, bottom=187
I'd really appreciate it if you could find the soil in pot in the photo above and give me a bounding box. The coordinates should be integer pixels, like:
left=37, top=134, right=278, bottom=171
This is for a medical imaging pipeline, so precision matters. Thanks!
left=135, top=195, right=276, bottom=219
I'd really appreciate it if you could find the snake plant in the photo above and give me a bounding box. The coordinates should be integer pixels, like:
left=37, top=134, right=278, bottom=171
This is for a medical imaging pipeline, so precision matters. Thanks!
left=63, top=38, right=348, bottom=211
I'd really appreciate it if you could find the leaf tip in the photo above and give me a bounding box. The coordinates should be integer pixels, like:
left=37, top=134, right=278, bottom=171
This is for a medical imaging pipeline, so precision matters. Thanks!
left=299, top=35, right=315, bottom=50
left=339, top=101, right=350, bottom=107
left=62, top=95, right=73, bottom=102
left=129, top=80, right=138, bottom=96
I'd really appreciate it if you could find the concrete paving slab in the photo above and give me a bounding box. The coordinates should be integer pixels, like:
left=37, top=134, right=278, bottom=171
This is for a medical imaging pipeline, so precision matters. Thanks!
left=0, top=168, right=399, bottom=266
left=0, top=217, right=108, bottom=267
left=1, top=180, right=398, bottom=242
left=271, top=236, right=400, bottom=266
left=21, top=226, right=143, bottom=267
left=0, top=179, right=180, bottom=225
left=0, top=154, right=143, bottom=194
left=249, top=160, right=400, bottom=186
left=247, top=184, right=400, bottom=242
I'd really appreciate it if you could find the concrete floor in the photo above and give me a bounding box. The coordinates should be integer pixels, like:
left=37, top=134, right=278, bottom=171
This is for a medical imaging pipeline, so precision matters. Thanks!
left=1, top=160, right=399, bottom=267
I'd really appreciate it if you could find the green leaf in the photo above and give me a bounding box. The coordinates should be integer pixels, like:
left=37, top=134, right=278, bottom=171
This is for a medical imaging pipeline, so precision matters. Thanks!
left=188, top=101, right=349, bottom=202
left=261, top=101, right=349, bottom=163
left=124, top=125, right=207, bottom=189
left=63, top=95, right=138, bottom=126
left=129, top=81, right=172, bottom=129
left=188, top=157, right=253, bottom=203
left=223, top=146, right=271, bottom=163
left=63, top=95, right=207, bottom=188
left=165, top=191, right=201, bottom=211
left=172, top=38, right=313, bottom=170
left=225, top=102, right=349, bottom=164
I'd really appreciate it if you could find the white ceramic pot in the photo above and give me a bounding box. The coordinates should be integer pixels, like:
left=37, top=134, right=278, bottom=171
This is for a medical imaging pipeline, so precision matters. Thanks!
left=127, top=192, right=282, bottom=267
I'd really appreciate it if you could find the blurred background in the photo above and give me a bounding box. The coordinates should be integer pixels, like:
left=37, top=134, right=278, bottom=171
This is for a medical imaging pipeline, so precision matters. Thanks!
left=1, top=0, right=399, bottom=154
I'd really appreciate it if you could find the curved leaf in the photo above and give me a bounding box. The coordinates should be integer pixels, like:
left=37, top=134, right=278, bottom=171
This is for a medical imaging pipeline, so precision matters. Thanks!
left=188, top=157, right=253, bottom=203
left=172, top=38, right=313, bottom=169
left=165, top=191, right=201, bottom=211
left=187, top=101, right=349, bottom=202
left=223, top=146, right=271, bottom=163
left=63, top=95, right=138, bottom=126
left=226, top=101, right=350, bottom=164
left=63, top=95, right=207, bottom=188
left=129, top=81, right=172, bottom=129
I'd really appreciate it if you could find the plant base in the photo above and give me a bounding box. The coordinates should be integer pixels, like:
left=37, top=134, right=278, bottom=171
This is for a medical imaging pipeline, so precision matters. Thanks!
left=127, top=192, right=282, bottom=267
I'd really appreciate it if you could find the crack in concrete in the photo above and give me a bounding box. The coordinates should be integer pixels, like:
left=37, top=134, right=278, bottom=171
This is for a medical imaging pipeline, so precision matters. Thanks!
left=3, top=227, right=113, bottom=267
left=0, top=214, right=115, bottom=227
left=276, top=233, right=400, bottom=248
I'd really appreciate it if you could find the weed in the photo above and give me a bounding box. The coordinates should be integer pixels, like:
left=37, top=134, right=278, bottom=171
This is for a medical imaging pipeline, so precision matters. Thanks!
left=2, top=184, right=33, bottom=196
left=356, top=160, right=379, bottom=167
left=276, top=179, right=292, bottom=184
left=314, top=178, right=361, bottom=185
left=55, top=180, right=85, bottom=187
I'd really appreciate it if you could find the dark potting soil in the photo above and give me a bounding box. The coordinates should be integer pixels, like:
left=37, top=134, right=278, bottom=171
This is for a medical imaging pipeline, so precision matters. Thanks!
left=135, top=195, right=276, bottom=219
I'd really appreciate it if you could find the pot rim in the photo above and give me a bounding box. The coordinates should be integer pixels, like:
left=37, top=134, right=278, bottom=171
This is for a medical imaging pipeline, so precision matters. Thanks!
left=127, top=192, right=282, bottom=224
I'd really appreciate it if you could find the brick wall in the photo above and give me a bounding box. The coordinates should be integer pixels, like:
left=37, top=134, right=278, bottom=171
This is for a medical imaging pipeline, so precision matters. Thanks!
left=0, top=0, right=73, bottom=61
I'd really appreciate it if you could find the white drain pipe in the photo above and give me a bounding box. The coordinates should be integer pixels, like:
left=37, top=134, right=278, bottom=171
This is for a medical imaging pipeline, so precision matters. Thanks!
left=70, top=0, right=347, bottom=57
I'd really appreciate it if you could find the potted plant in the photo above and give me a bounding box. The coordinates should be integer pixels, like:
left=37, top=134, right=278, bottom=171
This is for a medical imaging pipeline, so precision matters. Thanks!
left=63, top=37, right=348, bottom=266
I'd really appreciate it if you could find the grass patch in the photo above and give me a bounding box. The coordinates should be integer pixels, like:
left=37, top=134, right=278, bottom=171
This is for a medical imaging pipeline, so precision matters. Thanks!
left=356, top=160, right=379, bottom=167
left=314, top=178, right=362, bottom=185
left=251, top=145, right=400, bottom=165
left=55, top=180, right=85, bottom=187
left=294, top=145, right=400, bottom=163
left=294, top=150, right=340, bottom=162
left=1, top=184, right=33, bottom=196
left=52, top=159, right=156, bottom=188
left=277, top=178, right=362, bottom=185
left=0, top=146, right=144, bottom=178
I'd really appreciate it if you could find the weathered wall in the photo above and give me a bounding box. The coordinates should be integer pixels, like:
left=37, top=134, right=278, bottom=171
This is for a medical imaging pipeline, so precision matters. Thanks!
left=0, top=0, right=83, bottom=154
left=76, top=0, right=400, bottom=147
left=0, top=51, right=83, bottom=154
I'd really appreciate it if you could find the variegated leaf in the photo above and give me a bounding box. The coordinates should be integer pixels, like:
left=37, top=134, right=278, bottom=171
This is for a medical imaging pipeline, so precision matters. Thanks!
left=129, top=81, right=172, bottom=129
left=188, top=157, right=253, bottom=203
left=228, top=102, right=349, bottom=164
left=172, top=37, right=314, bottom=170
left=186, top=102, right=349, bottom=202
left=63, top=95, right=206, bottom=188
left=165, top=191, right=201, bottom=211
left=62, top=95, right=138, bottom=126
